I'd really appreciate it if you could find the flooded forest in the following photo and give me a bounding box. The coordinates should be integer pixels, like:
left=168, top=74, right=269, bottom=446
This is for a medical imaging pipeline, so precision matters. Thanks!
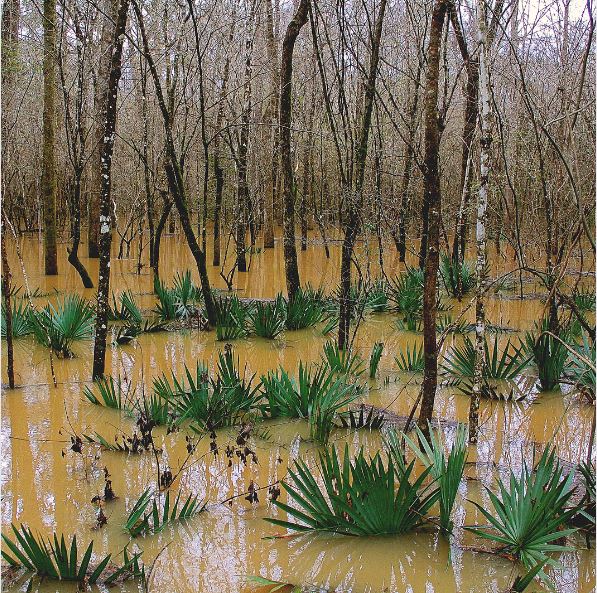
left=0, top=0, right=595, bottom=591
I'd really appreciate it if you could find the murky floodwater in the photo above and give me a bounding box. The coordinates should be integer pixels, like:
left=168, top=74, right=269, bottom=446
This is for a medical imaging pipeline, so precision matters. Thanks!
left=1, top=233, right=595, bottom=593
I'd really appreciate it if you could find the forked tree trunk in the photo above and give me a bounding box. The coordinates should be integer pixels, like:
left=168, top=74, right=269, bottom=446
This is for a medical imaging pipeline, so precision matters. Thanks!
left=418, top=0, right=449, bottom=435
left=279, top=0, right=310, bottom=299
left=92, top=0, right=129, bottom=379
left=133, top=0, right=216, bottom=326
left=42, top=0, right=58, bottom=275
left=337, top=0, right=386, bottom=350
left=67, top=174, right=94, bottom=287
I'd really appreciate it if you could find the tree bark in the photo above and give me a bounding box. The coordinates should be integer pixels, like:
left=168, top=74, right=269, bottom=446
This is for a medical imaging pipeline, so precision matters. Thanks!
left=263, top=0, right=279, bottom=249
left=468, top=0, right=492, bottom=444
left=1, top=210, right=15, bottom=388
left=42, top=0, right=58, bottom=275
left=337, top=0, right=386, bottom=350
left=92, top=0, right=129, bottom=379
left=132, top=0, right=217, bottom=326
left=279, top=0, right=311, bottom=299
left=418, top=0, right=449, bottom=434
left=88, top=0, right=117, bottom=258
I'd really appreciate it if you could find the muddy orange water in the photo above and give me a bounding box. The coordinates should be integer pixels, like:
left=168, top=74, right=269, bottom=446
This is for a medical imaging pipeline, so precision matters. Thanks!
left=1, top=233, right=595, bottom=593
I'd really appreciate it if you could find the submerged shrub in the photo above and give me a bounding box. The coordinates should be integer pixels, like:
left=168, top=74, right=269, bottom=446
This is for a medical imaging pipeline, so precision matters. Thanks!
left=1, top=299, right=32, bottom=338
left=573, top=289, right=596, bottom=313
left=260, top=362, right=359, bottom=443
left=1, top=524, right=142, bottom=585
left=110, top=290, right=143, bottom=324
left=249, top=295, right=286, bottom=339
left=441, top=335, right=529, bottom=381
left=29, top=294, right=94, bottom=357
left=467, top=446, right=577, bottom=589
left=522, top=319, right=570, bottom=391
left=267, top=444, right=439, bottom=535
left=153, top=272, right=201, bottom=320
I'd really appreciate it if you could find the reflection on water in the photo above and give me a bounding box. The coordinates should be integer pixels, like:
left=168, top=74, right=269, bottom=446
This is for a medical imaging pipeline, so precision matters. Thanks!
left=1, top=234, right=595, bottom=593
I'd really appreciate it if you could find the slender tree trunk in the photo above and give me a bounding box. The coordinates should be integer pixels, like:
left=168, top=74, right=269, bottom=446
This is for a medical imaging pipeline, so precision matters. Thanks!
left=212, top=17, right=234, bottom=267
left=42, top=0, right=58, bottom=275
left=132, top=0, right=216, bottom=326
left=263, top=0, right=279, bottom=249
left=279, top=0, right=311, bottom=299
left=88, top=0, right=117, bottom=258
left=236, top=1, right=256, bottom=273
left=152, top=193, right=172, bottom=279
left=449, top=5, right=479, bottom=272
left=67, top=173, right=94, bottom=287
left=337, top=0, right=386, bottom=350
left=92, top=0, right=129, bottom=379
left=1, top=210, right=15, bottom=388
left=418, top=0, right=449, bottom=434
left=468, top=0, right=492, bottom=443
left=397, top=63, right=423, bottom=262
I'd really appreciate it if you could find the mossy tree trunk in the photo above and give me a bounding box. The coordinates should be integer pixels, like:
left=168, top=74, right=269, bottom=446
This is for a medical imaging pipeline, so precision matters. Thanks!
left=92, top=0, right=130, bottom=379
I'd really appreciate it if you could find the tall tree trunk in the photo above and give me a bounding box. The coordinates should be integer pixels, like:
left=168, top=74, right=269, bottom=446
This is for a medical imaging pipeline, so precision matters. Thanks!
left=88, top=0, right=117, bottom=258
left=449, top=5, right=479, bottom=275
left=92, top=0, right=129, bottom=379
left=397, top=62, right=423, bottom=262
left=263, top=0, right=279, bottom=249
left=279, top=0, right=311, bottom=299
left=1, top=210, right=15, bottom=388
left=236, top=0, right=256, bottom=273
left=212, top=15, right=234, bottom=267
left=468, top=0, right=492, bottom=444
left=337, top=0, right=386, bottom=350
left=42, top=0, right=58, bottom=275
left=418, top=0, right=449, bottom=434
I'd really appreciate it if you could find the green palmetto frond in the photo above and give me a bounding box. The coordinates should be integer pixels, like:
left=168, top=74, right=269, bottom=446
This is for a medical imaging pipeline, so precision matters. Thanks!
left=285, top=288, right=326, bottom=330
left=441, top=335, right=529, bottom=380
left=395, top=342, right=425, bottom=373
left=398, top=423, right=468, bottom=535
left=124, top=489, right=204, bottom=537
left=249, top=295, right=287, bottom=339
left=369, top=342, right=384, bottom=378
left=521, top=319, right=570, bottom=391
left=267, top=444, right=439, bottom=536
left=83, top=375, right=132, bottom=410
left=29, top=294, right=95, bottom=356
left=322, top=340, right=365, bottom=376
left=466, top=446, right=578, bottom=589
left=1, top=524, right=141, bottom=584
left=1, top=299, right=32, bottom=338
